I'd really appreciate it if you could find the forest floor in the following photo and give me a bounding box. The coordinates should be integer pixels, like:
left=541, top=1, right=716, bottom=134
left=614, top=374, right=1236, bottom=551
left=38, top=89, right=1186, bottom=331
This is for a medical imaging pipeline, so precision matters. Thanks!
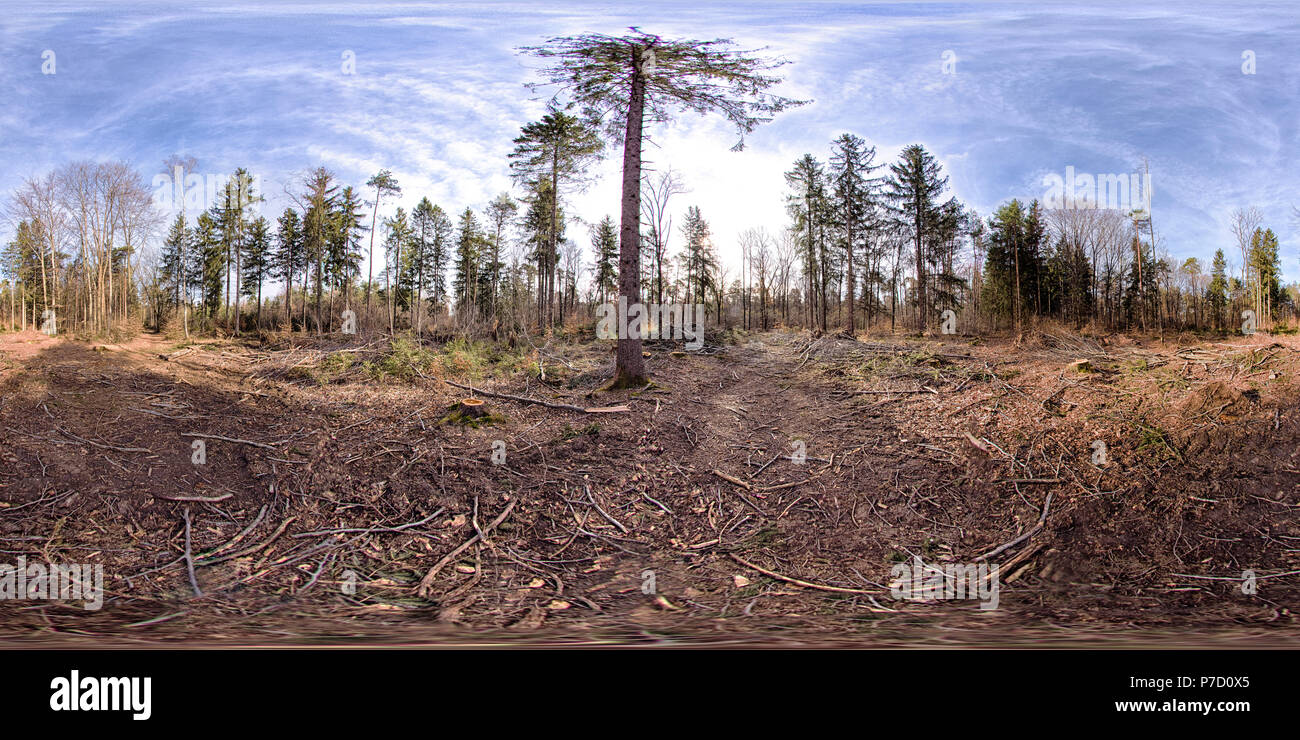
left=0, top=323, right=1297, bottom=647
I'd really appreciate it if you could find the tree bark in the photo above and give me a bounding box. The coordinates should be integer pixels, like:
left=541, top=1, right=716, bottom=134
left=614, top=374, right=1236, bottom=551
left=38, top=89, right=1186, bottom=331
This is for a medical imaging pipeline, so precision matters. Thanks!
left=366, top=189, right=381, bottom=322
left=613, top=48, right=648, bottom=388
left=914, top=199, right=926, bottom=332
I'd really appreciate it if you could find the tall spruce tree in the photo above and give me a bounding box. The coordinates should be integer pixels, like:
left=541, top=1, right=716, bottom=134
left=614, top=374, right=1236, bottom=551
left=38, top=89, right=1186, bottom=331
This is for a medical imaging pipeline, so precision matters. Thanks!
left=521, top=29, right=805, bottom=386
left=886, top=145, right=949, bottom=332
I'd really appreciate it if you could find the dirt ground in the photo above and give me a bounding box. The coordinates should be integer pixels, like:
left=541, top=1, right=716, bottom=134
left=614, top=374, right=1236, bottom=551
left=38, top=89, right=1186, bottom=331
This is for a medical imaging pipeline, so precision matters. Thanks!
left=0, top=325, right=1296, bottom=647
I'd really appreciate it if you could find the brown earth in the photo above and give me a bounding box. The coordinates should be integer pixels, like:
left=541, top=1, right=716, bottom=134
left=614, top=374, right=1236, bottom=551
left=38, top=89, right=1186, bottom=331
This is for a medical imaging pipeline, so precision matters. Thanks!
left=0, top=326, right=1296, bottom=647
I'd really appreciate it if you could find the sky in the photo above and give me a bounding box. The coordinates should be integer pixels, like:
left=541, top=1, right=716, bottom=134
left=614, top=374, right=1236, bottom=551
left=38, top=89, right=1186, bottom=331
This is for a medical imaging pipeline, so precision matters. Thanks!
left=2, top=0, right=1298, bottom=287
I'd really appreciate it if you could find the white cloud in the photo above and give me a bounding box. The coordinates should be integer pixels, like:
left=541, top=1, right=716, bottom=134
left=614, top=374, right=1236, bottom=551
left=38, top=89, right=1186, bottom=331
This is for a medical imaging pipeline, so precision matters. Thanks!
left=2, top=1, right=1297, bottom=282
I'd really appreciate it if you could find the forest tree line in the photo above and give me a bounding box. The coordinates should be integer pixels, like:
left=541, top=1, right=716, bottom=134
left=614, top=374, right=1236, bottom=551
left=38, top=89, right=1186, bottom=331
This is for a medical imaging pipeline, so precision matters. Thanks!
left=3, top=139, right=1293, bottom=339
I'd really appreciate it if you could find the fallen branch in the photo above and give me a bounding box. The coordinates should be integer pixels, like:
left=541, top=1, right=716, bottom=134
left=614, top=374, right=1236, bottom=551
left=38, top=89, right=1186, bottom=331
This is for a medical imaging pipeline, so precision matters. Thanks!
left=198, top=505, right=268, bottom=558
left=442, top=379, right=628, bottom=414
left=160, top=347, right=195, bottom=361
left=838, top=387, right=937, bottom=395
left=180, top=432, right=277, bottom=450
left=155, top=492, right=233, bottom=503
left=417, top=499, right=517, bottom=597
left=757, top=479, right=809, bottom=493
left=56, top=426, right=151, bottom=453
left=293, top=508, right=446, bottom=538
left=975, top=492, right=1053, bottom=562
left=182, top=507, right=202, bottom=598
left=585, top=486, right=628, bottom=534
left=1170, top=569, right=1300, bottom=582
left=197, top=516, right=296, bottom=566
left=714, top=469, right=811, bottom=495
left=730, top=553, right=882, bottom=594
left=712, top=469, right=752, bottom=490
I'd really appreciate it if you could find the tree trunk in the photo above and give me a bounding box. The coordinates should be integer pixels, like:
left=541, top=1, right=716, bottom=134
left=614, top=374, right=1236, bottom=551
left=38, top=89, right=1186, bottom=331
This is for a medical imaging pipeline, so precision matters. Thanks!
left=846, top=225, right=855, bottom=334
left=914, top=201, right=926, bottom=332
left=613, top=49, right=648, bottom=388
left=285, top=258, right=293, bottom=331
left=366, top=190, right=381, bottom=322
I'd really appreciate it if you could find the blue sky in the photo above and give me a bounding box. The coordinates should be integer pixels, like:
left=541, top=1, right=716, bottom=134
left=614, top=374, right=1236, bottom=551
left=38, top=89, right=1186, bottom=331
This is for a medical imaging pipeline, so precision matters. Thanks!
left=2, top=1, right=1297, bottom=282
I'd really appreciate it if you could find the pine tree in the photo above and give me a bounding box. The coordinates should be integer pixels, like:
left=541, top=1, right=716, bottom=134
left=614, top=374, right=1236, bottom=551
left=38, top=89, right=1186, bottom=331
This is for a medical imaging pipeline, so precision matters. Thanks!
left=483, top=193, right=518, bottom=320
left=364, top=170, right=401, bottom=315
left=680, top=206, right=717, bottom=311
left=409, top=198, right=436, bottom=333
left=591, top=215, right=619, bottom=304
left=300, top=167, right=338, bottom=333
left=2, top=221, right=43, bottom=329
left=241, top=216, right=271, bottom=329
left=429, top=204, right=453, bottom=321
left=981, top=200, right=1044, bottom=329
left=382, top=207, right=413, bottom=320
left=453, top=208, right=483, bottom=322
left=1248, top=227, right=1280, bottom=327
left=329, top=185, right=367, bottom=319
left=195, top=211, right=224, bottom=324
left=508, top=105, right=601, bottom=329
left=522, top=29, right=805, bottom=386
left=274, top=208, right=303, bottom=330
left=828, top=133, right=881, bottom=333
left=521, top=180, right=564, bottom=324
left=785, top=154, right=829, bottom=330
left=160, top=214, right=189, bottom=317
left=886, top=145, right=949, bottom=331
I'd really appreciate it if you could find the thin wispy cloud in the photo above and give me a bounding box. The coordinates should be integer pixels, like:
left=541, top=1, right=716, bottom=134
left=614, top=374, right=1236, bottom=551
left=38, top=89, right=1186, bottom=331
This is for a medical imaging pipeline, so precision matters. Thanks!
left=3, top=1, right=1297, bottom=278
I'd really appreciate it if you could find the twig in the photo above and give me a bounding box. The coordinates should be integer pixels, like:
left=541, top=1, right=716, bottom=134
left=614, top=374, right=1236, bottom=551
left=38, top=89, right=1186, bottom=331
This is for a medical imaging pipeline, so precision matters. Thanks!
left=585, top=485, right=628, bottom=533
left=124, top=611, right=189, bottom=628
left=56, top=426, right=151, bottom=453
left=155, top=492, right=233, bottom=503
left=712, top=469, right=752, bottom=490
left=180, top=432, right=276, bottom=450
left=641, top=492, right=674, bottom=515
left=182, top=507, right=202, bottom=598
left=1171, top=569, right=1300, bottom=581
left=442, top=379, right=628, bottom=414
left=417, top=499, right=517, bottom=597
left=292, top=508, right=446, bottom=538
left=975, top=492, right=1053, bottom=562
left=199, top=505, right=268, bottom=558
left=197, top=516, right=296, bottom=566
left=730, top=553, right=881, bottom=594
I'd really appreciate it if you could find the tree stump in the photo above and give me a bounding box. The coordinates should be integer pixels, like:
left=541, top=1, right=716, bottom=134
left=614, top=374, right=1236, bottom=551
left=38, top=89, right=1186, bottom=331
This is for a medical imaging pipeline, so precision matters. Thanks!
left=440, top=397, right=502, bottom=427
left=452, top=398, right=488, bottom=418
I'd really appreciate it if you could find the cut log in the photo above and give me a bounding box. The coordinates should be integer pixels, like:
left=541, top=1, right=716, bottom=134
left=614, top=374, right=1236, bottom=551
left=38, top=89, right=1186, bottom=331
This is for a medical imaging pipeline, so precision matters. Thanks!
left=442, top=379, right=629, bottom=414
left=160, top=347, right=195, bottom=361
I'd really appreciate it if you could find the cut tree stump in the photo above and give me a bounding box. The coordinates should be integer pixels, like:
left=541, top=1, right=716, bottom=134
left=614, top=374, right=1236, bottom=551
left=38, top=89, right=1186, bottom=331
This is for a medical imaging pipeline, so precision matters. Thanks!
left=451, top=398, right=488, bottom=418
left=1067, top=359, right=1092, bottom=373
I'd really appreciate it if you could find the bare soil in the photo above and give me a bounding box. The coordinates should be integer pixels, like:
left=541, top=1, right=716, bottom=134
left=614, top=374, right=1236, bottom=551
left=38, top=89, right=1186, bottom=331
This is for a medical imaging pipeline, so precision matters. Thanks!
left=0, top=326, right=1296, bottom=647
